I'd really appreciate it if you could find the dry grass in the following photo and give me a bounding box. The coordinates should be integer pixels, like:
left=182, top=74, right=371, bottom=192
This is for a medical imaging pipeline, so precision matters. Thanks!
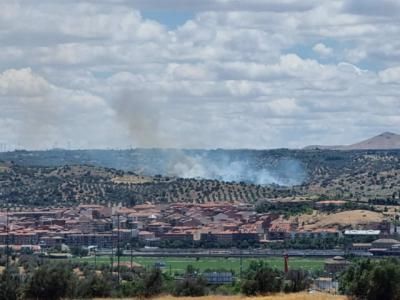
left=97, top=292, right=346, bottom=300
left=112, top=175, right=154, bottom=184
left=0, top=166, right=9, bottom=172
left=301, top=210, right=383, bottom=229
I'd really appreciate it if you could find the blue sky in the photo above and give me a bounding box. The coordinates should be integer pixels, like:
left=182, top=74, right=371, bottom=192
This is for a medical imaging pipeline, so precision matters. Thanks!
left=142, top=11, right=194, bottom=29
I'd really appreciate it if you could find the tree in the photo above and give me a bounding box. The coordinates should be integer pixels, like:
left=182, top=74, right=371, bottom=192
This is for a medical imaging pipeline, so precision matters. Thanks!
left=173, top=265, right=207, bottom=297
left=284, top=269, right=311, bottom=293
left=0, top=266, right=21, bottom=300
left=241, top=261, right=283, bottom=295
left=76, top=271, right=113, bottom=298
left=368, top=261, right=400, bottom=300
left=340, top=259, right=373, bottom=299
left=70, top=246, right=88, bottom=257
left=340, top=258, right=400, bottom=300
left=173, top=277, right=207, bottom=297
left=25, top=263, right=76, bottom=300
left=142, top=267, right=163, bottom=298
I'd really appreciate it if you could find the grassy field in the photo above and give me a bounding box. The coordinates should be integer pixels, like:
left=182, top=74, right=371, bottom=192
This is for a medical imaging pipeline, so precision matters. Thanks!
left=75, top=256, right=325, bottom=274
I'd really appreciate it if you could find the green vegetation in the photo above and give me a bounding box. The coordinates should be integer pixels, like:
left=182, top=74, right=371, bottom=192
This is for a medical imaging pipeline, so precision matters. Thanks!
left=241, top=261, right=284, bottom=295
left=0, top=258, right=315, bottom=299
left=0, top=266, right=21, bottom=300
left=340, top=258, right=400, bottom=300
left=173, top=266, right=208, bottom=297
left=73, top=256, right=325, bottom=274
left=2, top=148, right=400, bottom=207
left=0, top=163, right=292, bottom=207
left=256, top=200, right=313, bottom=216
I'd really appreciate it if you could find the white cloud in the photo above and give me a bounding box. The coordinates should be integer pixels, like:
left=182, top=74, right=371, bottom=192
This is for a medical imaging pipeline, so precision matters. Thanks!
left=379, top=66, right=400, bottom=83
left=313, top=43, right=333, bottom=57
left=0, top=68, right=51, bottom=97
left=0, top=0, right=399, bottom=149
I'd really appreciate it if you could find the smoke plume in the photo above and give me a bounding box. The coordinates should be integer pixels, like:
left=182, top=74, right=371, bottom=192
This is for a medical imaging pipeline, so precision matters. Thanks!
left=112, top=89, right=166, bottom=148
left=163, top=151, right=306, bottom=185
left=112, top=91, right=307, bottom=186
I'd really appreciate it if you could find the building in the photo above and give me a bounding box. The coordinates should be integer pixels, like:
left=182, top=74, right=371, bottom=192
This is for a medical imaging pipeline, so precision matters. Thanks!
left=291, top=229, right=339, bottom=240
left=39, top=236, right=64, bottom=248
left=161, top=232, right=194, bottom=242
left=65, top=233, right=114, bottom=248
left=200, top=231, right=258, bottom=244
left=203, top=272, right=233, bottom=284
left=200, top=231, right=234, bottom=244
left=324, top=256, right=351, bottom=273
left=13, top=232, right=38, bottom=245
left=371, top=238, right=400, bottom=249
left=268, top=221, right=292, bottom=240
left=314, top=277, right=338, bottom=292
left=350, top=243, right=372, bottom=252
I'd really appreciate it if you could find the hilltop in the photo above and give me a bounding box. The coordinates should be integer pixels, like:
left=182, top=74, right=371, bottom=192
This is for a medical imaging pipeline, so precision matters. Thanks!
left=346, top=132, right=400, bottom=150
left=305, top=132, right=400, bottom=150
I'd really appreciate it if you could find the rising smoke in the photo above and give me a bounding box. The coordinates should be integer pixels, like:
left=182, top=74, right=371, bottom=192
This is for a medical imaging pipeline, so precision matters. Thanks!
left=112, top=91, right=307, bottom=186
left=163, top=150, right=306, bottom=186
left=112, top=89, right=166, bottom=148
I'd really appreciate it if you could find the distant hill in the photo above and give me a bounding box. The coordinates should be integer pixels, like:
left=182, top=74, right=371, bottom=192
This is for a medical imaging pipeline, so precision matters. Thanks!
left=305, top=132, right=400, bottom=150
left=2, top=147, right=400, bottom=204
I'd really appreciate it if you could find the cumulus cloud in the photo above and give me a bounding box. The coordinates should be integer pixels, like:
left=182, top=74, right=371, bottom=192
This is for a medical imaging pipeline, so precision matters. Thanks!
left=0, top=0, right=399, bottom=150
left=342, top=0, right=400, bottom=17
left=313, top=43, right=333, bottom=57
left=379, top=66, right=400, bottom=83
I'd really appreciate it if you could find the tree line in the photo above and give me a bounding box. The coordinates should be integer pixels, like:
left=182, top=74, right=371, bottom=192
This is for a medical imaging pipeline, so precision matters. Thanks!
left=0, top=259, right=311, bottom=300
left=340, top=258, right=400, bottom=300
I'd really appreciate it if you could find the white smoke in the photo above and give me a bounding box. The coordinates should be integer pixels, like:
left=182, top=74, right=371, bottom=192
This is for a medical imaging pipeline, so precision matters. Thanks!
left=164, top=151, right=306, bottom=186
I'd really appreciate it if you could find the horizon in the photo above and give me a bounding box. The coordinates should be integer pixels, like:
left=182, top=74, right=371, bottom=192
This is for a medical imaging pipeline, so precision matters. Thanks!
left=1, top=131, right=399, bottom=152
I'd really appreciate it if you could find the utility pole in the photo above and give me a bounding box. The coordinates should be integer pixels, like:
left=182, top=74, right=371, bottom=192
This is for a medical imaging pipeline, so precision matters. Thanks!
left=110, top=215, right=114, bottom=273
left=130, top=226, right=134, bottom=270
left=130, top=243, right=133, bottom=270
left=5, top=195, right=10, bottom=291
left=239, top=248, right=243, bottom=279
left=117, top=214, right=120, bottom=283
left=94, top=248, right=97, bottom=270
left=6, top=196, right=9, bottom=270
left=284, top=252, right=289, bottom=273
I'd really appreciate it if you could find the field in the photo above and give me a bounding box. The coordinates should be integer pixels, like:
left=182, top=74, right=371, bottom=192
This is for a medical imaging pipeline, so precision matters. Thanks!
left=299, top=209, right=384, bottom=230
left=75, top=256, right=325, bottom=274
left=96, top=292, right=345, bottom=300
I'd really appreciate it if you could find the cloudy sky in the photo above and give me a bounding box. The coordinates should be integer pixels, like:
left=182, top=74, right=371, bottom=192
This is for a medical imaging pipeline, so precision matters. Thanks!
left=1, top=0, right=400, bottom=150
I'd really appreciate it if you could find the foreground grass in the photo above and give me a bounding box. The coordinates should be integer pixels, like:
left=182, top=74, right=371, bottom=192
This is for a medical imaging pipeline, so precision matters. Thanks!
left=96, top=292, right=346, bottom=300
left=75, top=256, right=324, bottom=273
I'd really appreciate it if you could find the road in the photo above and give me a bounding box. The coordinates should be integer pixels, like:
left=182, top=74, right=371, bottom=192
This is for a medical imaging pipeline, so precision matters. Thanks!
left=96, top=248, right=356, bottom=258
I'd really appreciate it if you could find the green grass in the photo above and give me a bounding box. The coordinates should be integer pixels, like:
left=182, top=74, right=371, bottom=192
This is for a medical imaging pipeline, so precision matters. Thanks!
left=73, top=256, right=324, bottom=274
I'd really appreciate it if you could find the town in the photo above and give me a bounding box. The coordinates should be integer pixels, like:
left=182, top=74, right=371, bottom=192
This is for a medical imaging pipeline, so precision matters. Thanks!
left=1, top=201, right=398, bottom=257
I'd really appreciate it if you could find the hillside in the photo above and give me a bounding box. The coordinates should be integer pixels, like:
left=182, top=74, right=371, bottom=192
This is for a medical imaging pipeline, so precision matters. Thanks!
left=305, top=132, right=400, bottom=150
left=1, top=147, right=400, bottom=205
left=0, top=163, right=295, bottom=207
left=299, top=210, right=384, bottom=230
left=346, top=132, right=400, bottom=150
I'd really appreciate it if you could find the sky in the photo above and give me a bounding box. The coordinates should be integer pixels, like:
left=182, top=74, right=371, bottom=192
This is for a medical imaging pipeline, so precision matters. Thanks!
left=1, top=0, right=400, bottom=150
